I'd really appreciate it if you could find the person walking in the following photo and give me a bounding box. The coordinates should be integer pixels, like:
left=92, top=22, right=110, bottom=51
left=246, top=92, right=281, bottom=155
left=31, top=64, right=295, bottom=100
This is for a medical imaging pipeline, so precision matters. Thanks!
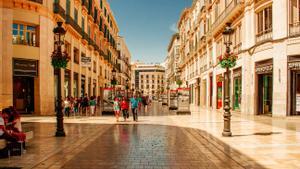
left=113, top=97, right=121, bottom=122
left=120, top=97, right=129, bottom=121
left=89, top=96, right=96, bottom=116
left=130, top=95, right=139, bottom=122
left=83, top=94, right=89, bottom=116
left=64, top=97, right=71, bottom=117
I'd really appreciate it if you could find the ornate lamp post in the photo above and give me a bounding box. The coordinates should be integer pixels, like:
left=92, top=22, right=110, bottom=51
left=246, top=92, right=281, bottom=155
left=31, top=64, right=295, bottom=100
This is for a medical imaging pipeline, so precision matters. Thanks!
left=220, top=23, right=235, bottom=137
left=51, top=22, right=69, bottom=137
left=111, top=68, right=117, bottom=97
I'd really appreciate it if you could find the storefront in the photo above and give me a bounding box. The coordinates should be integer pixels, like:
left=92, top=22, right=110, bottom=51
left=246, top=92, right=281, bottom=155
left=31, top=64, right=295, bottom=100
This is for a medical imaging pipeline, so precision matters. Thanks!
left=64, top=70, right=71, bottom=97
left=93, top=79, right=97, bottom=96
left=209, top=74, right=213, bottom=108
left=200, top=79, right=207, bottom=107
left=13, top=59, right=38, bottom=114
left=233, top=68, right=242, bottom=111
left=288, top=56, right=300, bottom=116
left=73, top=72, right=79, bottom=97
left=256, top=59, right=273, bottom=115
left=216, top=75, right=223, bottom=109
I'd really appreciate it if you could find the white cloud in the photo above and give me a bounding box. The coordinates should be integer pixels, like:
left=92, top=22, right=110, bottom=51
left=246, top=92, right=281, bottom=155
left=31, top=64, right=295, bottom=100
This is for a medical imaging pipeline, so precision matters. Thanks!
left=169, top=23, right=178, bottom=33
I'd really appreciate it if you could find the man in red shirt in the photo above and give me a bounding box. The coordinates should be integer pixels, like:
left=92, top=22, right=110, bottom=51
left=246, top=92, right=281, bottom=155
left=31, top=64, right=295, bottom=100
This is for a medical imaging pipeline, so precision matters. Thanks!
left=120, top=97, right=129, bottom=121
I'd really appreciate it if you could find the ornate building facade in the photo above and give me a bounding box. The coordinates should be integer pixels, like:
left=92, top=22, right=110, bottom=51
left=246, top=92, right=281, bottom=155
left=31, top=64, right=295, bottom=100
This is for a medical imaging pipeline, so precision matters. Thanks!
left=0, top=0, right=126, bottom=115
left=174, top=0, right=300, bottom=117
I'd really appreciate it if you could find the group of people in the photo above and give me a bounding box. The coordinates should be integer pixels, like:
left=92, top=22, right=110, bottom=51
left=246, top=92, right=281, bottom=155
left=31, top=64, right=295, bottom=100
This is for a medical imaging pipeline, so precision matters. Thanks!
left=0, top=107, right=26, bottom=143
left=63, top=94, right=98, bottom=117
left=113, top=95, right=149, bottom=122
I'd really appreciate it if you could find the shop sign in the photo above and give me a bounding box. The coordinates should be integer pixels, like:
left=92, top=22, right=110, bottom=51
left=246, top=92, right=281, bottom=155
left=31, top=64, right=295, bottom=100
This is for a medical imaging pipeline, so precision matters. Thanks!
left=256, top=65, right=273, bottom=74
left=81, top=56, right=91, bottom=67
left=288, top=62, right=300, bottom=70
left=13, top=59, right=38, bottom=77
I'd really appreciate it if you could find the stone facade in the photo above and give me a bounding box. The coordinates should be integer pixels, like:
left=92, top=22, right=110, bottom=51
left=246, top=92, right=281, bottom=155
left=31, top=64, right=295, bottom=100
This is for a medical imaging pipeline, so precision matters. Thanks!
left=0, top=0, right=125, bottom=115
left=174, top=0, right=300, bottom=117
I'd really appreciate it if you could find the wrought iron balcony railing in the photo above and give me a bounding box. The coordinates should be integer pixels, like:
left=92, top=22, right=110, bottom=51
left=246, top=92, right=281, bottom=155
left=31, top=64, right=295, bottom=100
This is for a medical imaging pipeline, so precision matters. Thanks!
left=256, top=29, right=272, bottom=43
left=53, top=2, right=66, bottom=20
left=289, top=22, right=300, bottom=37
left=66, top=15, right=82, bottom=35
left=29, top=0, right=43, bottom=4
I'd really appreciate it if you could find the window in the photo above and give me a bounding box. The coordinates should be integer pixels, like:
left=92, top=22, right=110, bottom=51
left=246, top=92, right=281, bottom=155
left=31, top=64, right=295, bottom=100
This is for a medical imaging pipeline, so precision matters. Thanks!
left=93, top=61, right=96, bottom=73
left=152, top=85, right=154, bottom=89
left=66, top=0, right=70, bottom=15
left=100, top=0, right=103, bottom=9
left=12, top=23, right=38, bottom=46
left=146, top=85, right=149, bottom=89
left=146, top=75, right=149, bottom=78
left=88, top=26, right=91, bottom=36
left=152, top=75, right=154, bottom=78
left=100, top=66, right=102, bottom=76
left=74, top=47, right=79, bottom=64
left=141, top=85, right=144, bottom=89
left=74, top=8, right=78, bottom=23
left=152, top=80, right=154, bottom=83
left=104, top=8, right=107, bottom=16
left=82, top=17, right=85, bottom=31
left=290, top=0, right=300, bottom=35
left=256, top=6, right=272, bottom=42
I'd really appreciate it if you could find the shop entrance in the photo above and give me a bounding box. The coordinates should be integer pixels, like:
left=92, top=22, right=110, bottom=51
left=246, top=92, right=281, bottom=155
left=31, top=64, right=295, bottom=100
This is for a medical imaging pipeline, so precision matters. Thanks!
left=13, top=76, right=34, bottom=113
left=258, top=74, right=273, bottom=115
left=233, top=76, right=242, bottom=110
left=290, top=71, right=300, bottom=115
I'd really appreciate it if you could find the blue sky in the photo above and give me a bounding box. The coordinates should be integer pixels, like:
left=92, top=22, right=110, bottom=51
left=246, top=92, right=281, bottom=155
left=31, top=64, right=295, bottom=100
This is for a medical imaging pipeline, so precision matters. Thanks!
left=108, top=0, right=193, bottom=63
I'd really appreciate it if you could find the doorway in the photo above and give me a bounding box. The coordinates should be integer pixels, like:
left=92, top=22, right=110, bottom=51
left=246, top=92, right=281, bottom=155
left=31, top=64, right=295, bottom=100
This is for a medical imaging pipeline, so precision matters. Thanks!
left=258, top=74, right=273, bottom=115
left=290, top=71, right=300, bottom=115
left=13, top=76, right=34, bottom=113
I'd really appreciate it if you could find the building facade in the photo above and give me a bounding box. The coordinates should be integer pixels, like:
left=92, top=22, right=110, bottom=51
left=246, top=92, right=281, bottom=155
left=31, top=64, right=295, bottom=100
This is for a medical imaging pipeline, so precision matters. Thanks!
left=0, top=0, right=124, bottom=115
left=116, top=36, right=131, bottom=91
left=175, top=0, right=300, bottom=117
left=166, top=33, right=181, bottom=90
left=131, top=62, right=165, bottom=98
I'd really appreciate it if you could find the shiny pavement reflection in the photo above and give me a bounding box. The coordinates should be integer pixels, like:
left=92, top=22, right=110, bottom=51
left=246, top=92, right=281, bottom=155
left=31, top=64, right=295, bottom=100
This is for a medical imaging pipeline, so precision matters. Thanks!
left=62, top=125, right=264, bottom=169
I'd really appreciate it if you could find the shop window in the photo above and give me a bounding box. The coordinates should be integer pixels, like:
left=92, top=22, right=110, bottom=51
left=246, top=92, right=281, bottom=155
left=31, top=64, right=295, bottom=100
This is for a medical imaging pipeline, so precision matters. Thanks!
left=12, top=23, right=38, bottom=47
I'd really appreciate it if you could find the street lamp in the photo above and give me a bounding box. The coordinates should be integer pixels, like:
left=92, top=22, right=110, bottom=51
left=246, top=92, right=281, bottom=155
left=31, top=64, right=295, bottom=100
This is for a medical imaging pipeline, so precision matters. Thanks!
left=51, top=22, right=69, bottom=137
left=221, top=23, right=234, bottom=137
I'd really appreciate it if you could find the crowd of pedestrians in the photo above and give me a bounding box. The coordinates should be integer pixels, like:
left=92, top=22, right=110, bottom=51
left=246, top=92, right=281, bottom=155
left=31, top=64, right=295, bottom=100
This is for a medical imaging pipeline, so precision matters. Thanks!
left=62, top=92, right=150, bottom=122
left=113, top=94, right=150, bottom=122
left=62, top=94, right=99, bottom=117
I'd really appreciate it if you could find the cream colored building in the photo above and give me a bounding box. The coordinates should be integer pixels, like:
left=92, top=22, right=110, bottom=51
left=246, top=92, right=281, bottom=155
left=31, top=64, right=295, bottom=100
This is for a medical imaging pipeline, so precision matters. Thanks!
left=116, top=36, right=131, bottom=91
left=0, top=0, right=123, bottom=115
left=131, top=62, right=165, bottom=98
left=166, top=33, right=181, bottom=90
left=176, top=0, right=300, bottom=117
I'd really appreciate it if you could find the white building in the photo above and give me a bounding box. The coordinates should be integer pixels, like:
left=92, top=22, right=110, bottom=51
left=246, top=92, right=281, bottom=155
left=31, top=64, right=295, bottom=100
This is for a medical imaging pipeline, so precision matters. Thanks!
left=176, top=0, right=300, bottom=117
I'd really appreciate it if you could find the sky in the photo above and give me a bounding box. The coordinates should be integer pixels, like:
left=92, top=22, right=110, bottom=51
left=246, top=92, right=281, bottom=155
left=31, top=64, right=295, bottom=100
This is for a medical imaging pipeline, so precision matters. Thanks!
left=108, top=0, right=193, bottom=64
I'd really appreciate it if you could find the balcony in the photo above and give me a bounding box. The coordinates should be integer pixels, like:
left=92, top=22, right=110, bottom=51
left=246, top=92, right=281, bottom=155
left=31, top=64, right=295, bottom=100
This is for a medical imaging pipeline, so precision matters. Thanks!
left=29, top=0, right=43, bottom=4
left=211, top=0, right=244, bottom=35
left=53, top=2, right=66, bottom=20
left=289, top=22, right=300, bottom=37
left=256, top=29, right=272, bottom=43
left=66, top=15, right=82, bottom=36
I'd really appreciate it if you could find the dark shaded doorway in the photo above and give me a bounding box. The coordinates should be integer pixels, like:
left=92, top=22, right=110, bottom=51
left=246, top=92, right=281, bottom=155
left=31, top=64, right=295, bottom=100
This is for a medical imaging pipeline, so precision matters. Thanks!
left=13, top=76, right=34, bottom=113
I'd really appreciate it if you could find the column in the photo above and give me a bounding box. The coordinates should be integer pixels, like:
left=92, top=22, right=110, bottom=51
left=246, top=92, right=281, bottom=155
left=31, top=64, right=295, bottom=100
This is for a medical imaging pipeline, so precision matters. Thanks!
left=38, top=16, right=55, bottom=115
